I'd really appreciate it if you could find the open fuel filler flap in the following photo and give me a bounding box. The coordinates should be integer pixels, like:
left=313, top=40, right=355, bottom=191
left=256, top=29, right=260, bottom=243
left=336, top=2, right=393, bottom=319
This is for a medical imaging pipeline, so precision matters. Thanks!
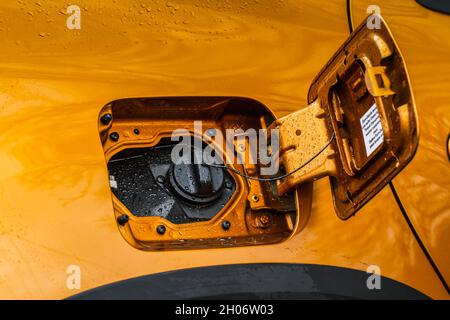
left=98, top=15, right=418, bottom=250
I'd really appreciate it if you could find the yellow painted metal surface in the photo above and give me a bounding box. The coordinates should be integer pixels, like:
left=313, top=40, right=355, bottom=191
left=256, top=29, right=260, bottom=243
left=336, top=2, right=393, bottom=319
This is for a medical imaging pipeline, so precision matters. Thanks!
left=352, top=0, right=450, bottom=289
left=0, top=0, right=448, bottom=299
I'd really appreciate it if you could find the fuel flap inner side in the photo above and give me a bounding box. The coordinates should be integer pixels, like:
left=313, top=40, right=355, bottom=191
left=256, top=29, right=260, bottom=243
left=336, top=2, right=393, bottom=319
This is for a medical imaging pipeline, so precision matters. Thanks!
left=306, top=15, right=419, bottom=219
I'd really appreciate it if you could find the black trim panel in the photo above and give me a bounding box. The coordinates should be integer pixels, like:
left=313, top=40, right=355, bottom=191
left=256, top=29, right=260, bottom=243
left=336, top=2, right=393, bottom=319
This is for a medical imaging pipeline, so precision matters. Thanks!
left=416, top=0, right=450, bottom=15
left=68, top=263, right=429, bottom=300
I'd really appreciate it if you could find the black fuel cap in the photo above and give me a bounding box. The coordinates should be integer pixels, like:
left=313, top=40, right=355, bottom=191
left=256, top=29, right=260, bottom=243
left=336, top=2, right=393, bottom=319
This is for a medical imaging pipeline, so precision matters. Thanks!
left=170, top=163, right=225, bottom=204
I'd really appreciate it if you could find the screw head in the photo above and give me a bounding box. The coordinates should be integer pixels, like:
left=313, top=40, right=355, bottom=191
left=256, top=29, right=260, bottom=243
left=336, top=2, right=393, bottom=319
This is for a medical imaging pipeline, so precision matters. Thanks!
left=109, top=132, right=119, bottom=142
left=259, top=215, right=270, bottom=225
left=133, top=128, right=140, bottom=135
left=100, top=113, right=113, bottom=125
left=117, top=214, right=129, bottom=226
left=221, top=220, right=231, bottom=231
left=156, top=225, right=166, bottom=235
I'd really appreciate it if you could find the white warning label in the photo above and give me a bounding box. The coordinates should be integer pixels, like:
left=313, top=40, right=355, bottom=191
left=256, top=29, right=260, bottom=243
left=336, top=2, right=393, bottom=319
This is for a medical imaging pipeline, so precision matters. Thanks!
left=360, top=103, right=384, bottom=157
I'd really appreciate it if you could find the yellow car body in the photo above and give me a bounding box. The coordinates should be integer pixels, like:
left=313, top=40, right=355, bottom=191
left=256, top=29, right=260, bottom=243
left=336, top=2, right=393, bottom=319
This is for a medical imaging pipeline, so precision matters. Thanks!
left=0, top=0, right=448, bottom=299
